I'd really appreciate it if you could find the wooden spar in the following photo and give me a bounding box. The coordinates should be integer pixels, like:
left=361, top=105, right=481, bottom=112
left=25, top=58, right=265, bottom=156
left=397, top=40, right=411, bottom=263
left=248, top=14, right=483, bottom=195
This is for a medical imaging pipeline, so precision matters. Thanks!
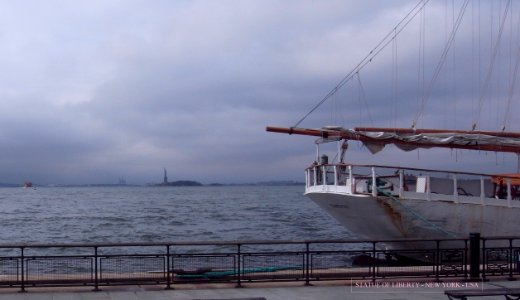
left=265, top=125, right=520, bottom=154
left=266, top=126, right=367, bottom=141
left=354, top=127, right=520, bottom=139
left=266, top=126, right=341, bottom=138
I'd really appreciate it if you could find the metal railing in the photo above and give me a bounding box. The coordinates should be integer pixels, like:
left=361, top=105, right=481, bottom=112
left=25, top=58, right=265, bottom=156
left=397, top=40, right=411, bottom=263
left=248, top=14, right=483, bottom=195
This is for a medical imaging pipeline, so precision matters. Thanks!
left=305, top=163, right=520, bottom=205
left=0, top=236, right=518, bottom=292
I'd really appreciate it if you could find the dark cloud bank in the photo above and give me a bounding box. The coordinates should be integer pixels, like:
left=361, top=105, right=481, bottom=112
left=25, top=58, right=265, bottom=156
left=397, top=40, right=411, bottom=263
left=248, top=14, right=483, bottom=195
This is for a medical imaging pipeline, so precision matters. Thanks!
left=0, top=0, right=518, bottom=185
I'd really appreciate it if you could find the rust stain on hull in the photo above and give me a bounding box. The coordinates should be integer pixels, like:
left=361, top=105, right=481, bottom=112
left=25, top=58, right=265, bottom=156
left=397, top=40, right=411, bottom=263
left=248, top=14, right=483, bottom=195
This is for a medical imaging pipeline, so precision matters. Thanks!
left=376, top=196, right=408, bottom=237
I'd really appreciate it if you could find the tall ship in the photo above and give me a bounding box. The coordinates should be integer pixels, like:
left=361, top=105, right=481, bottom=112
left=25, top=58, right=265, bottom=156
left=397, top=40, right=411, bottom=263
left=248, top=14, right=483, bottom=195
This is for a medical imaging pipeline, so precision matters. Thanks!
left=267, top=0, right=520, bottom=247
left=267, top=126, right=520, bottom=242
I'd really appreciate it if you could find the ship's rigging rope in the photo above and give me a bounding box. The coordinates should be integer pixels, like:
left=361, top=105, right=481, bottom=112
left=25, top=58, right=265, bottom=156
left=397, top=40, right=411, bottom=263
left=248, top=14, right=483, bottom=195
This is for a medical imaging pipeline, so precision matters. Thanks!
left=356, top=72, right=374, bottom=126
left=413, top=0, right=470, bottom=129
left=294, top=0, right=518, bottom=134
left=293, top=0, right=430, bottom=128
left=416, top=5, right=426, bottom=123
left=502, top=5, right=520, bottom=131
left=473, top=0, right=512, bottom=131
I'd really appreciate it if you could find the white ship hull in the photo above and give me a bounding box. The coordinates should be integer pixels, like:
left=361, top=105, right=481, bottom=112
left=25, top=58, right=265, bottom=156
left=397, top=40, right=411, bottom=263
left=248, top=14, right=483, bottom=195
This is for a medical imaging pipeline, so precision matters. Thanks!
left=307, top=191, right=520, bottom=240
left=304, top=164, right=520, bottom=248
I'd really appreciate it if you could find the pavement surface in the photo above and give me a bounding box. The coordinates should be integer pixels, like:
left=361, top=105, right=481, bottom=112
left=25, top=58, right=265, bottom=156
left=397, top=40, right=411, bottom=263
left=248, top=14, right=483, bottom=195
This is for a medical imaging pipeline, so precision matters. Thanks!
left=0, top=280, right=518, bottom=300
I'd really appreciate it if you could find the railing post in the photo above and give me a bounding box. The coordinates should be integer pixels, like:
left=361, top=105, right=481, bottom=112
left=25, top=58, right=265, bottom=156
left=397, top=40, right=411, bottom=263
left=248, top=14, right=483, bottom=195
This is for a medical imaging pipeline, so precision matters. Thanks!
left=235, top=243, right=242, bottom=288
left=464, top=239, right=469, bottom=279
left=93, top=246, right=100, bottom=291
left=371, top=242, right=377, bottom=283
left=469, top=233, right=481, bottom=281
left=509, top=239, right=516, bottom=281
left=480, top=176, right=485, bottom=205
left=453, top=174, right=459, bottom=203
left=482, top=238, right=488, bottom=281
left=371, top=167, right=377, bottom=197
left=313, top=167, right=317, bottom=187
left=19, top=247, right=25, bottom=293
left=516, top=245, right=520, bottom=280
left=399, top=169, right=404, bottom=198
left=333, top=165, right=338, bottom=186
left=305, top=242, right=311, bottom=286
left=426, top=175, right=431, bottom=201
left=322, top=166, right=326, bottom=186
left=507, top=179, right=512, bottom=207
left=435, top=240, right=440, bottom=282
left=166, top=245, right=172, bottom=289
left=348, top=165, right=354, bottom=193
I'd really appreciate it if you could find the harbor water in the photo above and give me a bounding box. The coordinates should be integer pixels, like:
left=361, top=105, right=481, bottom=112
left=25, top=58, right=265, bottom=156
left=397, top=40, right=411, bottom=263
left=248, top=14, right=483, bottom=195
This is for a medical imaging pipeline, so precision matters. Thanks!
left=0, top=185, right=354, bottom=245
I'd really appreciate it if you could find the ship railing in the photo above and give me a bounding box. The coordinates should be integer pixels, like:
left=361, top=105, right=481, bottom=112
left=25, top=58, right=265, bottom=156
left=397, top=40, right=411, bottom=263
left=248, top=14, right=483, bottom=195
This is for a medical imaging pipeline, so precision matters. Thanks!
left=305, top=163, right=520, bottom=206
left=0, top=235, right=518, bottom=291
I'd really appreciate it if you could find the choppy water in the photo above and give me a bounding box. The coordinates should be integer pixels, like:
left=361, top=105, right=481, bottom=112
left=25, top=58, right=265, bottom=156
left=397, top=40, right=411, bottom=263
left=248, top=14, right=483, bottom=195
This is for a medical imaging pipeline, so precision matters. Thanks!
left=0, top=186, right=354, bottom=245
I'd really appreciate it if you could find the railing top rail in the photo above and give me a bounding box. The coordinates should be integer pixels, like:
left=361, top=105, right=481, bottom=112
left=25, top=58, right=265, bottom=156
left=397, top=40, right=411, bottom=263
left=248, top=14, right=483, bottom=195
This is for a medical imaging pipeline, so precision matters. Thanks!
left=481, top=235, right=520, bottom=241
left=306, top=163, right=514, bottom=178
left=0, top=237, right=485, bottom=249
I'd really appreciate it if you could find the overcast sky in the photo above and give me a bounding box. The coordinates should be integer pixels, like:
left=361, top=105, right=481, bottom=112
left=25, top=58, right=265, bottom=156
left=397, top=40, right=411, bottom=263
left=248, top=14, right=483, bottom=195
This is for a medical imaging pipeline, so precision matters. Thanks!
left=0, top=0, right=518, bottom=185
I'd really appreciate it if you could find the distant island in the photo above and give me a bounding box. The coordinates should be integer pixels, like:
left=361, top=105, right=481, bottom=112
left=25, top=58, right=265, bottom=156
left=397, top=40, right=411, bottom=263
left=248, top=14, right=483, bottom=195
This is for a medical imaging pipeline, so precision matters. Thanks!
left=150, top=169, right=304, bottom=187
left=0, top=179, right=305, bottom=188
left=155, top=180, right=203, bottom=187
left=208, top=180, right=304, bottom=186
left=0, top=168, right=304, bottom=188
left=154, top=169, right=203, bottom=186
left=0, top=180, right=304, bottom=188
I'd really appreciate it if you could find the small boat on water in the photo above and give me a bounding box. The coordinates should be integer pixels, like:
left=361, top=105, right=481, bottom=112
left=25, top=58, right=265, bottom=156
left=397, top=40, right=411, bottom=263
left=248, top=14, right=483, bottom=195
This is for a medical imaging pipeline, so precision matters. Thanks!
left=23, top=181, right=33, bottom=188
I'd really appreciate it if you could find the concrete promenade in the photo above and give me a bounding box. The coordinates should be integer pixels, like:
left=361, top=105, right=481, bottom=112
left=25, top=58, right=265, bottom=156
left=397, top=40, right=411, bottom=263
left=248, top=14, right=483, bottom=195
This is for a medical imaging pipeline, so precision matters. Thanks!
left=0, top=280, right=519, bottom=300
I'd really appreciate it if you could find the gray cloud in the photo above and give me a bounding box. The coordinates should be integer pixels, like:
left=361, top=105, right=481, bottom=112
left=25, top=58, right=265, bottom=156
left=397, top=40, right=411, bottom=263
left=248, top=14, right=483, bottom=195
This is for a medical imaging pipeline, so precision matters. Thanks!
left=0, top=0, right=518, bottom=185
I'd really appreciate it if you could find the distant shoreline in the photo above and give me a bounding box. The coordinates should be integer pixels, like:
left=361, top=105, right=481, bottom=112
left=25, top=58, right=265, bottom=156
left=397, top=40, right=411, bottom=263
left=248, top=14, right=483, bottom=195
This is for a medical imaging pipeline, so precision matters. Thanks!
left=0, top=180, right=305, bottom=188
